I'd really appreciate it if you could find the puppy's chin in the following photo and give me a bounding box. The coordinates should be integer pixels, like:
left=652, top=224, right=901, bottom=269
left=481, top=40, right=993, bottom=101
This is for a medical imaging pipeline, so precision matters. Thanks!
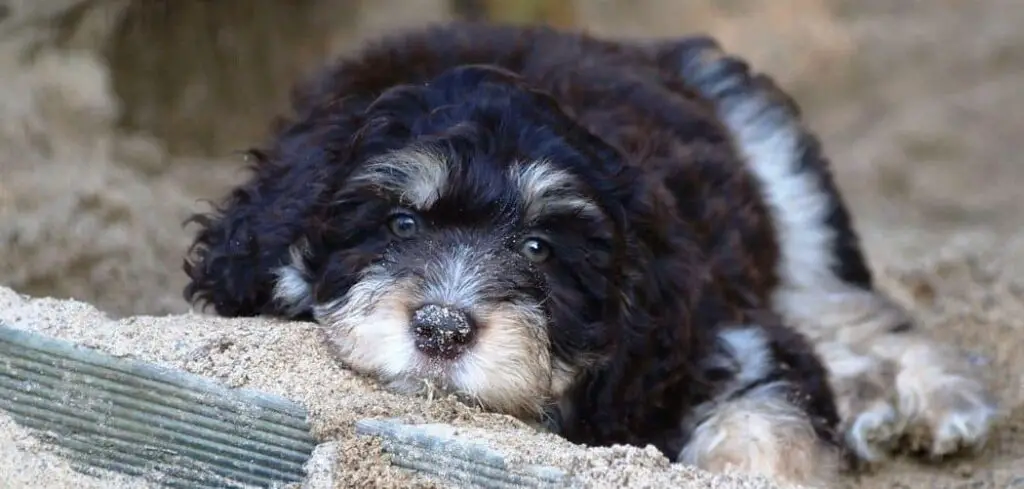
left=313, top=270, right=559, bottom=419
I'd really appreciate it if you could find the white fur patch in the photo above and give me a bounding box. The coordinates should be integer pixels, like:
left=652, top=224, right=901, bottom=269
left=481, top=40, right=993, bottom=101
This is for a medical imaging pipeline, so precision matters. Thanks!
left=315, top=268, right=420, bottom=381
left=686, top=326, right=777, bottom=434
left=352, top=148, right=450, bottom=209
left=272, top=240, right=315, bottom=317
left=709, top=95, right=851, bottom=331
left=508, top=160, right=600, bottom=225
left=420, top=244, right=490, bottom=309
left=717, top=326, right=773, bottom=391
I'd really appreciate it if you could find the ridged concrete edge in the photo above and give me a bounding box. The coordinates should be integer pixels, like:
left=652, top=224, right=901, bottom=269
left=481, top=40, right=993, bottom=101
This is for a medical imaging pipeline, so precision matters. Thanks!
left=0, top=324, right=318, bottom=488
left=355, top=418, right=576, bottom=488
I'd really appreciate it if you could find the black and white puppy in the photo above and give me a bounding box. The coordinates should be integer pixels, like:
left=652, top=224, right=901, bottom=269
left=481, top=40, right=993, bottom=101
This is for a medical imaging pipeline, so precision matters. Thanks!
left=183, top=22, right=998, bottom=486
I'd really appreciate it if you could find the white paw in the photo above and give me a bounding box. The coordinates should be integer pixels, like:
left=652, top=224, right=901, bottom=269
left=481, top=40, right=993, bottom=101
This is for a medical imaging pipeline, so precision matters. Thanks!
left=901, top=377, right=999, bottom=458
left=843, top=401, right=901, bottom=463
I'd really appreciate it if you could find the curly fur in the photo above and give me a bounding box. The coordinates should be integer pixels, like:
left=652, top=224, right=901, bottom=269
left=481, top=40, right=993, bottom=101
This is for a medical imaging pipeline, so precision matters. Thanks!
left=183, top=22, right=998, bottom=485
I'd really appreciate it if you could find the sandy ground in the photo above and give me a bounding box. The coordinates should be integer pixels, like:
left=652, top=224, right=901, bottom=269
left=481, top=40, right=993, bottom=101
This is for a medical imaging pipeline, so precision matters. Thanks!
left=0, top=413, right=159, bottom=489
left=1, top=0, right=1023, bottom=488
left=0, top=285, right=801, bottom=489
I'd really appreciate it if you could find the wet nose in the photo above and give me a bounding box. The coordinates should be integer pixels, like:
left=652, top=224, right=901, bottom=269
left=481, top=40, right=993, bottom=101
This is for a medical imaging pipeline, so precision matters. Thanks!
left=410, top=304, right=476, bottom=358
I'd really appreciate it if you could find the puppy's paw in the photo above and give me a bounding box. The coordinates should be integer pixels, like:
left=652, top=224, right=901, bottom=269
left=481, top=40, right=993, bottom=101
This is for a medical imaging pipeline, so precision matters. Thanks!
left=816, top=341, right=902, bottom=466
left=898, top=372, right=999, bottom=458
left=843, top=400, right=901, bottom=464
left=679, top=384, right=840, bottom=488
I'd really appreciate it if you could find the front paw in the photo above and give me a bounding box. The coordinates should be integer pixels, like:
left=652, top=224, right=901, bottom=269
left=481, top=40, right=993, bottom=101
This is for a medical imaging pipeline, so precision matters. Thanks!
left=898, top=373, right=999, bottom=458
left=843, top=399, right=902, bottom=465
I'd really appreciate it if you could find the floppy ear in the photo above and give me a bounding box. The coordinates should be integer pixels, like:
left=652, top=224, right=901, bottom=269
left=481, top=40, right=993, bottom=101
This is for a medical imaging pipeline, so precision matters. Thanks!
left=182, top=110, right=358, bottom=318
left=181, top=32, right=495, bottom=318
left=181, top=39, right=407, bottom=318
left=181, top=26, right=536, bottom=318
left=180, top=25, right=476, bottom=318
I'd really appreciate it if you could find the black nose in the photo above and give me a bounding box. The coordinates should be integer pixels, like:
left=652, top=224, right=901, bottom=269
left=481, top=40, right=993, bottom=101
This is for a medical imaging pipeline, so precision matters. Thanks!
left=410, top=304, right=476, bottom=358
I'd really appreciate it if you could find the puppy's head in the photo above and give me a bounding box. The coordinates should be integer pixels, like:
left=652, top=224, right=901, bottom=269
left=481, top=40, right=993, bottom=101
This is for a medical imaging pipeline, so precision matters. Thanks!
left=202, top=65, right=645, bottom=418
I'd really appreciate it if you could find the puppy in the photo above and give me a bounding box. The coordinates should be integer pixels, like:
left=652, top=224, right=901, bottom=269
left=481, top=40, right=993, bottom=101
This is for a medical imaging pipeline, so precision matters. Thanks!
left=183, top=22, right=998, bottom=486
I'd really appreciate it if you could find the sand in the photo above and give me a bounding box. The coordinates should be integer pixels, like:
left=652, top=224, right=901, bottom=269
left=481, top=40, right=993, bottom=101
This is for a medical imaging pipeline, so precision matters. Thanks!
left=2, top=0, right=1024, bottom=488
left=0, top=413, right=160, bottom=489
left=0, top=285, right=799, bottom=489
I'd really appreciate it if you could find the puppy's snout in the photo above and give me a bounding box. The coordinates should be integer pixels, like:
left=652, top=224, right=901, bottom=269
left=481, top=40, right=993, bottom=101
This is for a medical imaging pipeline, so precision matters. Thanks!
left=411, top=303, right=476, bottom=358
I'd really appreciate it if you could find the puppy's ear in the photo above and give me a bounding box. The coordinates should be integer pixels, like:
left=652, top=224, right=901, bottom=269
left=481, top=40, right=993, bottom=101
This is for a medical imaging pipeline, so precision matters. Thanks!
left=181, top=50, right=395, bottom=318
left=182, top=28, right=448, bottom=318
left=182, top=119, right=346, bottom=318
left=181, top=29, right=519, bottom=318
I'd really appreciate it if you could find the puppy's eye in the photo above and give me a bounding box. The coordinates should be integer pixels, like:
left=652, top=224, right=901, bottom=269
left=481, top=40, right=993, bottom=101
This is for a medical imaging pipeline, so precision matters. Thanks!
left=388, top=212, right=421, bottom=238
left=519, top=237, right=551, bottom=263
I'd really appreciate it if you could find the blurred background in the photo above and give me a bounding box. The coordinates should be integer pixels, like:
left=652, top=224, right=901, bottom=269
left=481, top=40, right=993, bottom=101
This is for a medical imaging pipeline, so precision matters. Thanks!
left=1, top=1, right=1023, bottom=487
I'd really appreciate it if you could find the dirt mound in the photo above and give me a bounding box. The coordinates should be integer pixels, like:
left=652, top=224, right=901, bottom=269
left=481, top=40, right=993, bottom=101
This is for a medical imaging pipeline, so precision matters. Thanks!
left=0, top=285, right=799, bottom=489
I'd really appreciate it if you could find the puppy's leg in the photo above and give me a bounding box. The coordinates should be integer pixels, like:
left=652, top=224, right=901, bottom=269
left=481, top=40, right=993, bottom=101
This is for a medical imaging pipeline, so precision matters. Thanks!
left=680, top=325, right=841, bottom=487
left=813, top=339, right=901, bottom=463
left=663, top=36, right=999, bottom=463
left=786, top=289, right=998, bottom=460
left=681, top=385, right=838, bottom=487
